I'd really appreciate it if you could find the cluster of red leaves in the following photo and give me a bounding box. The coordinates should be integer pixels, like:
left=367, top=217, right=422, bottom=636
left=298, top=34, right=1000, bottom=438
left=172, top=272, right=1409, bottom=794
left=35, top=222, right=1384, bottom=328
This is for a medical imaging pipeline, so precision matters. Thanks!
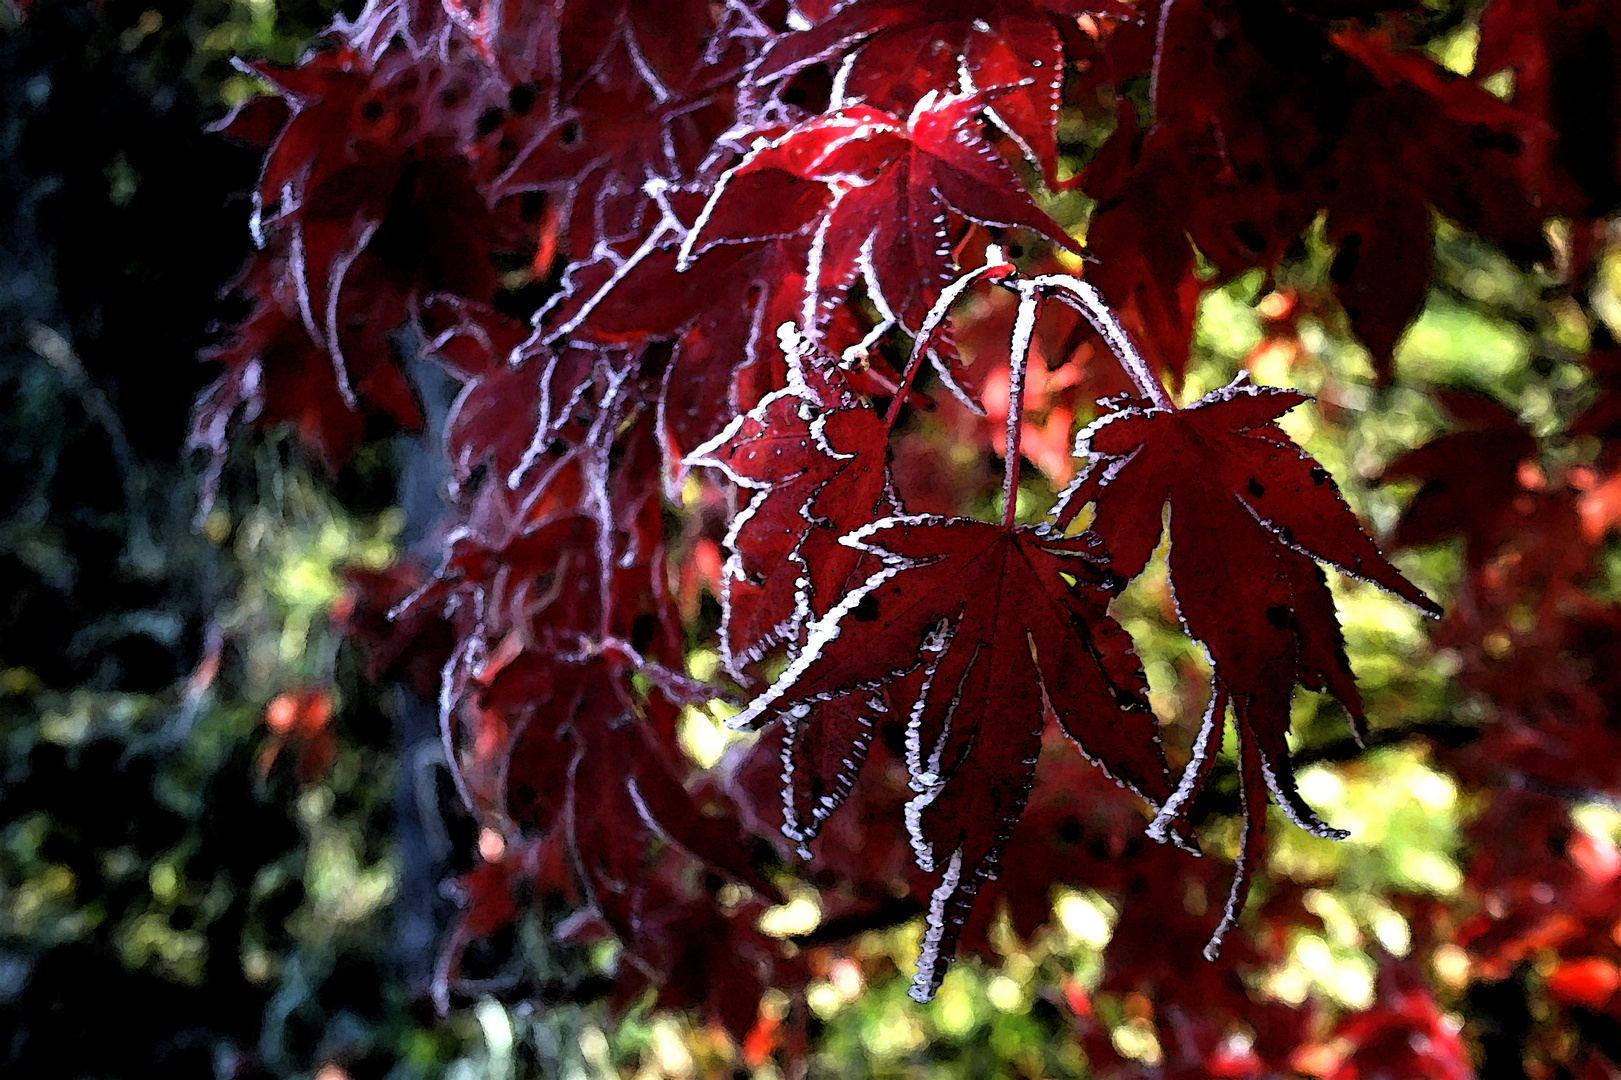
left=193, top=0, right=1621, bottom=1073
left=1380, top=377, right=1621, bottom=1076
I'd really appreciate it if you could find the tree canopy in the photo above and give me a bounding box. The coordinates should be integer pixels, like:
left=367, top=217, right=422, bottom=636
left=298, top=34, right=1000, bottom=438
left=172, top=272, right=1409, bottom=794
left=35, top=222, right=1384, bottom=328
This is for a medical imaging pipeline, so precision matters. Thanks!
left=7, top=1, right=1621, bottom=1077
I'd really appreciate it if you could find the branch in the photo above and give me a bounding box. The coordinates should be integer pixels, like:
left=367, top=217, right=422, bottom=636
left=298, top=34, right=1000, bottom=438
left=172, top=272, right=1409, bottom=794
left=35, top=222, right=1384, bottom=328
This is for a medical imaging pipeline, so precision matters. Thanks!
left=1029, top=274, right=1174, bottom=410
left=883, top=248, right=1015, bottom=430
left=1002, top=281, right=1042, bottom=527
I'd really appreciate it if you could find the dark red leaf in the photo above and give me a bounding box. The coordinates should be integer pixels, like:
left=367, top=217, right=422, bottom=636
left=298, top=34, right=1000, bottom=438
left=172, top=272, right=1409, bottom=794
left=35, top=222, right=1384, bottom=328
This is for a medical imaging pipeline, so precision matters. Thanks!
left=687, top=331, right=896, bottom=677
left=1476, top=0, right=1621, bottom=270
left=1380, top=389, right=1540, bottom=565
left=684, top=93, right=1079, bottom=355
left=1308, top=964, right=1475, bottom=1080
left=755, top=0, right=1135, bottom=184
left=1057, top=374, right=1438, bottom=948
left=1080, top=1, right=1545, bottom=378
left=731, top=515, right=1168, bottom=999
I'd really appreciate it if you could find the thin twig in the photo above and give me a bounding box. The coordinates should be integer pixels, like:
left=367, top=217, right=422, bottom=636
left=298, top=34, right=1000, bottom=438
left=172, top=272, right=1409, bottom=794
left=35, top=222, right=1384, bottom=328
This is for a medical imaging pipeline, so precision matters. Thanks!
left=883, top=248, right=1013, bottom=430
left=1032, top=273, right=1174, bottom=410
left=1002, top=281, right=1043, bottom=527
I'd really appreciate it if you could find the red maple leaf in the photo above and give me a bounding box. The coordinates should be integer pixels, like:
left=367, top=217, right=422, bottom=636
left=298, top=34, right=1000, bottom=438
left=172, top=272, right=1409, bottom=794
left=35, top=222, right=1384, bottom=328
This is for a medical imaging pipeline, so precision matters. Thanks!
left=442, top=339, right=605, bottom=497
left=615, top=880, right=805, bottom=1043
left=337, top=0, right=556, bottom=72
left=687, top=329, right=895, bottom=678
left=1055, top=374, right=1439, bottom=950
left=564, top=703, right=782, bottom=936
left=552, top=0, right=726, bottom=95
left=1379, top=389, right=1541, bottom=567
left=682, top=92, right=1080, bottom=363
left=754, top=0, right=1139, bottom=185
left=731, top=514, right=1171, bottom=1000
left=197, top=0, right=1621, bottom=1061
left=1477, top=0, right=1621, bottom=272
left=195, top=39, right=533, bottom=482
left=546, top=180, right=915, bottom=482
left=549, top=229, right=823, bottom=477
left=1081, top=0, right=1544, bottom=378
left=492, top=69, right=737, bottom=253
left=686, top=331, right=901, bottom=848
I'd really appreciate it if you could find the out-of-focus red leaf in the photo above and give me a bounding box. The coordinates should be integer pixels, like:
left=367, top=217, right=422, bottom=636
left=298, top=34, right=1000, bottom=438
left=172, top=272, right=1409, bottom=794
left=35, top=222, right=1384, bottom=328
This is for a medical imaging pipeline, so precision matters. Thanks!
left=256, top=689, right=337, bottom=783
left=687, top=330, right=896, bottom=679
left=1380, top=390, right=1540, bottom=565
left=1477, top=0, right=1621, bottom=273
left=1547, top=958, right=1621, bottom=1011
left=1080, top=1, right=1544, bottom=379
left=1297, top=964, right=1475, bottom=1080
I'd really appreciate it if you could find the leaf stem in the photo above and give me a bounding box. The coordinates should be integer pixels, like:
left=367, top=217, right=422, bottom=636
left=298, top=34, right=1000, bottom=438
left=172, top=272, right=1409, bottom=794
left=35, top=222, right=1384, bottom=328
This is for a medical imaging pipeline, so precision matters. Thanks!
left=884, top=251, right=1014, bottom=431
left=1032, top=273, right=1175, bottom=410
left=1002, top=281, right=1042, bottom=528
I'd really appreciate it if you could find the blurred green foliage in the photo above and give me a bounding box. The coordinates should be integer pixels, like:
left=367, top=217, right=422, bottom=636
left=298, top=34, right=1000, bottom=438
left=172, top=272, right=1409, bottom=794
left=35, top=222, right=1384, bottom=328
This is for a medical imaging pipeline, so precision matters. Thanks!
left=0, top=3, right=482, bottom=1077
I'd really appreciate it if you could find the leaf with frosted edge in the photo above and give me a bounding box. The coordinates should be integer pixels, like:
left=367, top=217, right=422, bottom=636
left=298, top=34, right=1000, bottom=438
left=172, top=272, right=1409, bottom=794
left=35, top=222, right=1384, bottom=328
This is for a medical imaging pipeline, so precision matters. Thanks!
left=566, top=702, right=783, bottom=946
left=682, top=91, right=1078, bottom=354
left=752, top=0, right=1141, bottom=184
left=778, top=689, right=888, bottom=857
left=1058, top=372, right=1441, bottom=955
left=730, top=513, right=1171, bottom=1000
left=199, top=0, right=1581, bottom=1047
left=686, top=331, right=895, bottom=679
